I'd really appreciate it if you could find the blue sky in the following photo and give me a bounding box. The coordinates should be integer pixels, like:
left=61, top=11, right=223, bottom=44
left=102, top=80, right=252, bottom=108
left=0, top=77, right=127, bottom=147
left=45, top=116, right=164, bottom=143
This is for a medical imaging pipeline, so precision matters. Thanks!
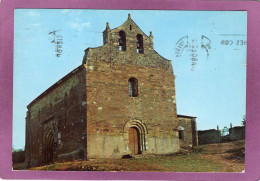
left=13, top=10, right=247, bottom=149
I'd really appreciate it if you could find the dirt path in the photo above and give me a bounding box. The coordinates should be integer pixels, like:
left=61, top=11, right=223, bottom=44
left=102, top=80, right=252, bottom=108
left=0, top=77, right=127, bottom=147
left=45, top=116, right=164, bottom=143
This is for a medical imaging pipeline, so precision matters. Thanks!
left=198, top=140, right=245, bottom=172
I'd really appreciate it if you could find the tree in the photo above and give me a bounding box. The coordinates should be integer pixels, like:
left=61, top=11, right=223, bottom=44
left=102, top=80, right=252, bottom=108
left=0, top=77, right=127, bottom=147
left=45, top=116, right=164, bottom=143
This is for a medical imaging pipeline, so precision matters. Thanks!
left=12, top=148, right=25, bottom=164
left=242, top=115, right=246, bottom=126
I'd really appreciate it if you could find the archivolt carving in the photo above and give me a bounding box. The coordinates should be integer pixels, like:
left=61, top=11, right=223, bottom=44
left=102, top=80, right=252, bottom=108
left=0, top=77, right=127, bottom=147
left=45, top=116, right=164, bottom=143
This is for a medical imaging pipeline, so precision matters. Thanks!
left=123, top=120, right=148, bottom=153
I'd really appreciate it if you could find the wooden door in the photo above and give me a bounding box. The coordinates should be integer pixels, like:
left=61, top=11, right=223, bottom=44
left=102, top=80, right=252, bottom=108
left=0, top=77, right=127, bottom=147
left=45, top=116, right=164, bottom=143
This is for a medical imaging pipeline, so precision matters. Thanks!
left=43, top=133, right=54, bottom=164
left=129, top=127, right=139, bottom=154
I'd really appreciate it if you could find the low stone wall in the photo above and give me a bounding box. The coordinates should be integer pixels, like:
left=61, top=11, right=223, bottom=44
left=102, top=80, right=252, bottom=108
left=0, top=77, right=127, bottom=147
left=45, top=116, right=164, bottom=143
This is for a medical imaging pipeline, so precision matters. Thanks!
left=198, top=129, right=221, bottom=145
left=57, top=148, right=86, bottom=162
left=86, top=134, right=180, bottom=159
left=229, top=126, right=245, bottom=141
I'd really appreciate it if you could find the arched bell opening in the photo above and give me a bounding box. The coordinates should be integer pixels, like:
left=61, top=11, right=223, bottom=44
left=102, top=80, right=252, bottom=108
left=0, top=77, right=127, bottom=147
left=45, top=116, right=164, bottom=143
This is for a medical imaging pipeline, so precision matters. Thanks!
left=119, top=31, right=126, bottom=51
left=136, top=34, right=144, bottom=54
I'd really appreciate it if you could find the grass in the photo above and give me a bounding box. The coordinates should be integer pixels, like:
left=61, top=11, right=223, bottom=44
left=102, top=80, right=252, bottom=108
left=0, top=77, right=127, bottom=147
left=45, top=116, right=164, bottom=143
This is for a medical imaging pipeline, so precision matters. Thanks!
left=27, top=140, right=245, bottom=172
left=12, top=162, right=25, bottom=170
left=133, top=152, right=228, bottom=172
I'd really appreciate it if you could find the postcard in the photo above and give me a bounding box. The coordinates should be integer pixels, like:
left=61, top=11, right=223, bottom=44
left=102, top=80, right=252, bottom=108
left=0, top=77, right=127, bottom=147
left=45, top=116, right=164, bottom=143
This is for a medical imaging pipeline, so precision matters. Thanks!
left=1, top=0, right=260, bottom=180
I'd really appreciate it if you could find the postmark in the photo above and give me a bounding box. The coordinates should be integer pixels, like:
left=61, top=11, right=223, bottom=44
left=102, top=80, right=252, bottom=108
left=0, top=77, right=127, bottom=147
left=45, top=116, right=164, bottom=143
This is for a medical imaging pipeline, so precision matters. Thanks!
left=48, top=30, right=63, bottom=57
left=219, top=34, right=247, bottom=50
left=175, top=35, right=212, bottom=71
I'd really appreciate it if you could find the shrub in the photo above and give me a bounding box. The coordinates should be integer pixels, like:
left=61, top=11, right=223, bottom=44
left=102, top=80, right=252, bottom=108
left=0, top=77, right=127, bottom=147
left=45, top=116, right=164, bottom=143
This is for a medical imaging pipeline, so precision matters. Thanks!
left=12, top=149, right=25, bottom=164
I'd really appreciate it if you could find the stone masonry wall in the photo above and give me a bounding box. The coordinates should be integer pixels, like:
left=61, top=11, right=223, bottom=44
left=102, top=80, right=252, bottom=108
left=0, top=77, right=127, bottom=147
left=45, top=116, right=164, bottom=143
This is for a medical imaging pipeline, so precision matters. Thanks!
left=191, top=119, right=198, bottom=146
left=25, top=66, right=86, bottom=168
left=177, top=116, right=198, bottom=147
left=83, top=15, right=171, bottom=71
left=229, top=126, right=245, bottom=141
left=84, top=15, right=179, bottom=158
left=198, top=129, right=221, bottom=145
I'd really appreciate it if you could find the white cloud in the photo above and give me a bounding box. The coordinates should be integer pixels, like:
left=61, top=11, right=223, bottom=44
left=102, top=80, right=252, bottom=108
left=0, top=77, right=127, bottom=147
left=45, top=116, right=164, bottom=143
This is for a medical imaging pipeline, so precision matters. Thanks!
left=32, top=23, right=41, bottom=27
left=61, top=9, right=82, bottom=17
left=27, top=11, right=41, bottom=17
left=61, top=9, right=70, bottom=14
left=70, top=22, right=91, bottom=32
left=24, top=23, right=41, bottom=30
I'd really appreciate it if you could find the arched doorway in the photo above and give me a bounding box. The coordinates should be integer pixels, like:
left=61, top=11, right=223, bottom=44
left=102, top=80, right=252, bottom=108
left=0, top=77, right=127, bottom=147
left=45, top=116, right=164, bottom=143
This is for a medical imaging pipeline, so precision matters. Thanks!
left=43, top=131, right=55, bottom=164
left=124, top=120, right=148, bottom=155
left=128, top=127, right=140, bottom=154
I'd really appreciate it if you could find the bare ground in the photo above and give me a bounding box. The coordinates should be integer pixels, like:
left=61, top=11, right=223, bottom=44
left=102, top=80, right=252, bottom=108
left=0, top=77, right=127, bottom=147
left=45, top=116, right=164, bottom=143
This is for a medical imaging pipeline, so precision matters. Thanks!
left=23, top=140, right=245, bottom=172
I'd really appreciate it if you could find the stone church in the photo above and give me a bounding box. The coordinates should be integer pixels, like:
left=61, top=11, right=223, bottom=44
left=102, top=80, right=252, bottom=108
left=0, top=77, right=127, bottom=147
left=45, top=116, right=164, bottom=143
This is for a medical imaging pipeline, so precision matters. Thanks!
left=25, top=14, right=197, bottom=168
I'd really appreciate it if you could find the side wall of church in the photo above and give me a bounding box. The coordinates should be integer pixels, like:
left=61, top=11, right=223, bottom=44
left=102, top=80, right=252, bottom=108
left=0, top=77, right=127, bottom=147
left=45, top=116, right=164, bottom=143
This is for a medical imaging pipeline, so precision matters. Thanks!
left=84, top=18, right=179, bottom=158
left=25, top=66, right=87, bottom=168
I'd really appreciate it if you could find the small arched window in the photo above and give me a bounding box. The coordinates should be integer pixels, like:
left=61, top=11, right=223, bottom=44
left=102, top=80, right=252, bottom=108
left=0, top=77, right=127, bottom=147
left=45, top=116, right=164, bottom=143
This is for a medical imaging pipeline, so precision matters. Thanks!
left=119, top=31, right=126, bottom=51
left=179, top=130, right=184, bottom=139
left=136, top=34, right=144, bottom=54
left=178, top=126, right=185, bottom=139
left=128, top=78, right=138, bottom=97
